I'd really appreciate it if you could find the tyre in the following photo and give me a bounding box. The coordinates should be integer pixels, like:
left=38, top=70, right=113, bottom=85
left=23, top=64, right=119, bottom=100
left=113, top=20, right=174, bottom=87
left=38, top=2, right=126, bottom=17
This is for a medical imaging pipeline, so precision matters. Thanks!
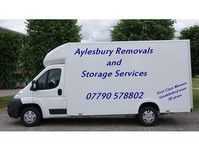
left=20, top=107, right=42, bottom=127
left=138, top=106, right=159, bottom=126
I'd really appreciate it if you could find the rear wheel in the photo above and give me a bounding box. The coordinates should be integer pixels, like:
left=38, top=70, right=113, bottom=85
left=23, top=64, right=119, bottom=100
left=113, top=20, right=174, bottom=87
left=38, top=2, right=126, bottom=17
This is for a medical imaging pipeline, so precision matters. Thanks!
left=21, top=107, right=42, bottom=127
left=138, top=106, right=158, bottom=126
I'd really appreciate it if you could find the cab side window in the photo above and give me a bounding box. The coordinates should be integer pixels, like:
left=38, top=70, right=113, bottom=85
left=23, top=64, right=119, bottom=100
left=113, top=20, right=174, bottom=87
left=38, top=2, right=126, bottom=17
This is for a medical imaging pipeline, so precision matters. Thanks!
left=37, top=71, right=48, bottom=90
left=36, top=69, right=61, bottom=90
left=47, top=69, right=61, bottom=89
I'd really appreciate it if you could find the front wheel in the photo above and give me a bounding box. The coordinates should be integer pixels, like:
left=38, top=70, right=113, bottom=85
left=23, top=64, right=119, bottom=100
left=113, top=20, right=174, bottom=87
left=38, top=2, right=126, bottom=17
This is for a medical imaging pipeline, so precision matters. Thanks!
left=20, top=107, right=42, bottom=127
left=138, top=106, right=159, bottom=126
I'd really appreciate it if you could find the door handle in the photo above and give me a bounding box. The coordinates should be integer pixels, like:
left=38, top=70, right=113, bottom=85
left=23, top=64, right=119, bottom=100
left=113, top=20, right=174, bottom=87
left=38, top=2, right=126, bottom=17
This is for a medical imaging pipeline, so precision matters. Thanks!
left=58, top=89, right=62, bottom=96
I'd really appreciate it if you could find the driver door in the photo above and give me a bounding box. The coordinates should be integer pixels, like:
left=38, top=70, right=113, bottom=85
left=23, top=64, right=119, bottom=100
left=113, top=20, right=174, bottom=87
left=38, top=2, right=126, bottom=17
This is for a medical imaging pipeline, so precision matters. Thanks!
left=31, top=66, right=67, bottom=118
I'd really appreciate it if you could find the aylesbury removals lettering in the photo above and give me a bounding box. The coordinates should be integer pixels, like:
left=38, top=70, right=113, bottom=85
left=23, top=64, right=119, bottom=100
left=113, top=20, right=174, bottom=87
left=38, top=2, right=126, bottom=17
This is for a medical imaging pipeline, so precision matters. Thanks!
left=74, top=47, right=153, bottom=57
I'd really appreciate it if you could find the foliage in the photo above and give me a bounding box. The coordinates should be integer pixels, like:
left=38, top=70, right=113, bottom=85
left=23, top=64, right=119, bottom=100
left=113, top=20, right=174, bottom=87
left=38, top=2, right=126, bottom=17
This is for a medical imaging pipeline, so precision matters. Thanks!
left=0, top=30, right=24, bottom=89
left=180, top=26, right=199, bottom=76
left=111, top=19, right=175, bottom=41
left=20, top=20, right=81, bottom=79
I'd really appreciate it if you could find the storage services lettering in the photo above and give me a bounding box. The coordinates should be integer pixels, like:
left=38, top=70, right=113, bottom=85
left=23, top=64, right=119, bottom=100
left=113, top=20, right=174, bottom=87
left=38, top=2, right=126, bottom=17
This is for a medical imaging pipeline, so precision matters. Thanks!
left=74, top=47, right=154, bottom=79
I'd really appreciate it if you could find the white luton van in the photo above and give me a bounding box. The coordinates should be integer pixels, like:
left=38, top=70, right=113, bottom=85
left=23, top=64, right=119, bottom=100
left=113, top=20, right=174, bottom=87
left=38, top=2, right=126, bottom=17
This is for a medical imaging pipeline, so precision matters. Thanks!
left=8, top=40, right=193, bottom=126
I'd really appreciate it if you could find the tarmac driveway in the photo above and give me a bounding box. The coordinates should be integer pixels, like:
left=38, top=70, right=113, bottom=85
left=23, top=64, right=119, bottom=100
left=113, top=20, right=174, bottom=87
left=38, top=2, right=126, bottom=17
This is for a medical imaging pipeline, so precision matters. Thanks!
left=0, top=110, right=199, bottom=131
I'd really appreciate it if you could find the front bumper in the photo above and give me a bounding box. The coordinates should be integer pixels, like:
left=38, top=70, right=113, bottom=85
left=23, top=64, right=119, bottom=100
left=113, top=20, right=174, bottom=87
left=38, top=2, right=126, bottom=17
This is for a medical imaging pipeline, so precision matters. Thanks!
left=7, top=98, right=22, bottom=118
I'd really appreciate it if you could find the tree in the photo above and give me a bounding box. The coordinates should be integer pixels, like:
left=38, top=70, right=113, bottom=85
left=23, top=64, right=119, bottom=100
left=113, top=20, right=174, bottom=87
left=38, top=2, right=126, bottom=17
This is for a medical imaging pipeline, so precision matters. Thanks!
left=180, top=25, right=199, bottom=76
left=20, top=20, right=81, bottom=79
left=111, top=19, right=175, bottom=41
left=0, top=29, right=24, bottom=89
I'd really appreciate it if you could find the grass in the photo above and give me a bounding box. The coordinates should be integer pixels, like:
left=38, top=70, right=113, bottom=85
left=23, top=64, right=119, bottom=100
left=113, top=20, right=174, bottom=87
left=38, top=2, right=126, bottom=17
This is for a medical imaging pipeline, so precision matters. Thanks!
left=193, top=77, right=199, bottom=111
left=192, top=78, right=199, bottom=88
left=0, top=78, right=198, bottom=112
left=0, top=96, right=11, bottom=112
left=193, top=89, right=199, bottom=111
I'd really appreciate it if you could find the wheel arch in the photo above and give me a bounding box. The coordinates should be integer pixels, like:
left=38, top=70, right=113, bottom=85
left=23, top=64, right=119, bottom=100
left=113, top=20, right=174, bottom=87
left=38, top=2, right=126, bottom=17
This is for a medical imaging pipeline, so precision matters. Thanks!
left=138, top=102, right=160, bottom=113
left=20, top=103, right=43, bottom=118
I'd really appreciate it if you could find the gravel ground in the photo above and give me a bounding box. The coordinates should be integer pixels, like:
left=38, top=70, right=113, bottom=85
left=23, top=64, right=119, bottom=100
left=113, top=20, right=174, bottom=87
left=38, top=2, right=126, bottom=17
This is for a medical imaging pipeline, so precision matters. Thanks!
left=0, top=111, right=199, bottom=131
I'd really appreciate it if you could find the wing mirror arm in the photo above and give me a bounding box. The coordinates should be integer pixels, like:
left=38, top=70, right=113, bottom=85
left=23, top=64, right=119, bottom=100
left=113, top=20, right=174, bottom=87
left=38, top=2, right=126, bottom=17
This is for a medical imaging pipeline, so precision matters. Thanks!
left=30, top=80, right=37, bottom=91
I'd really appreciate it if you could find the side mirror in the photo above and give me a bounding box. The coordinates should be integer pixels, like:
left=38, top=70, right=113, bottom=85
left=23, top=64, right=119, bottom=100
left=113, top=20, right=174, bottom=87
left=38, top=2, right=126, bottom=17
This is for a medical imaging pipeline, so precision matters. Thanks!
left=31, top=80, right=37, bottom=91
left=25, top=81, right=29, bottom=86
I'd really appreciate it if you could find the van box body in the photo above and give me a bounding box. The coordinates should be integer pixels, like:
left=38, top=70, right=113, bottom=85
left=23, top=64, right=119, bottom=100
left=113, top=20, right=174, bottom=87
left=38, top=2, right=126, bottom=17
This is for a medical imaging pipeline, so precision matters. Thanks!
left=59, top=40, right=192, bottom=116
